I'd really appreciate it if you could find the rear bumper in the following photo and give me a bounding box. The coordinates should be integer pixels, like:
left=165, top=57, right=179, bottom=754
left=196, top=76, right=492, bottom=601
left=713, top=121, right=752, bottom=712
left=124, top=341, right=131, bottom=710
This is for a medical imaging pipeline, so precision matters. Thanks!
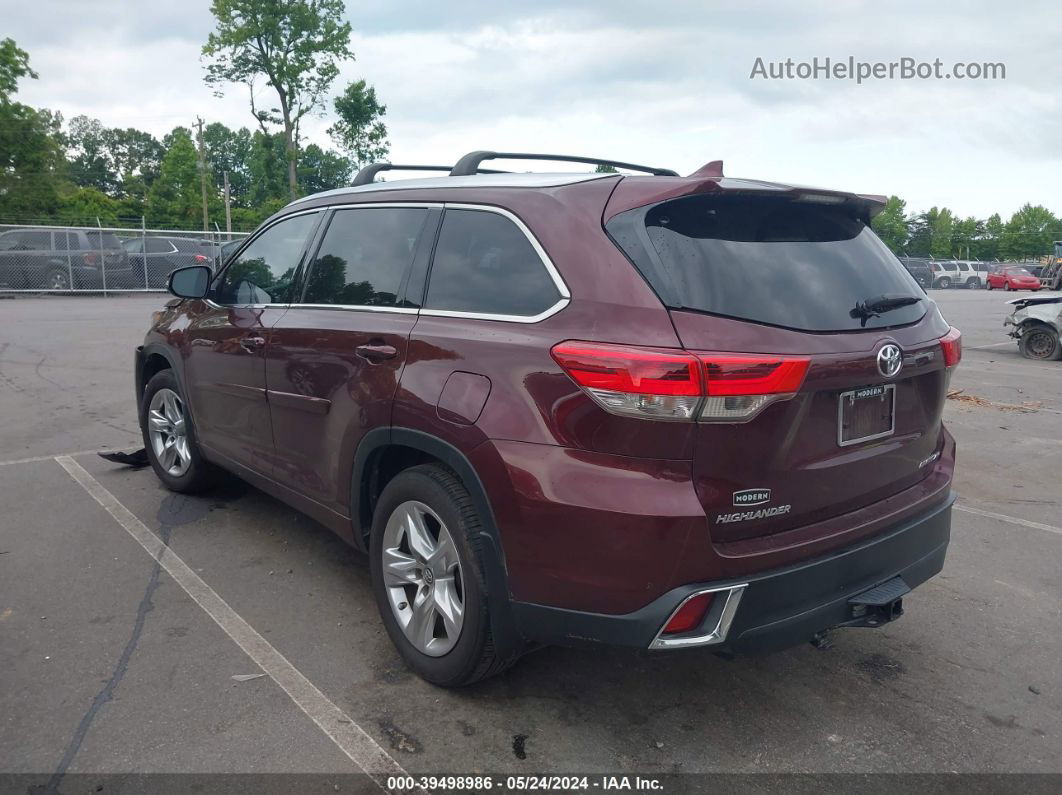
left=512, top=491, right=953, bottom=652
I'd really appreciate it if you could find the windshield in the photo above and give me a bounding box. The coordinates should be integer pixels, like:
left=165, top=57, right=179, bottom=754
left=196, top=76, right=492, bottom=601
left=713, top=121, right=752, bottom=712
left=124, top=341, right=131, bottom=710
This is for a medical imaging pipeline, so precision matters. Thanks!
left=606, top=194, right=925, bottom=332
left=1008, top=268, right=1034, bottom=276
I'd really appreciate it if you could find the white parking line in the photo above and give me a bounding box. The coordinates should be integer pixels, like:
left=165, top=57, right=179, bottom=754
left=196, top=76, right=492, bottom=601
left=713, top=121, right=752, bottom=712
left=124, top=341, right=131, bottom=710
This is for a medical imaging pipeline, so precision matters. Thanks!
left=955, top=503, right=1062, bottom=537
left=0, top=449, right=135, bottom=467
left=966, top=341, right=1016, bottom=350
left=55, top=455, right=419, bottom=792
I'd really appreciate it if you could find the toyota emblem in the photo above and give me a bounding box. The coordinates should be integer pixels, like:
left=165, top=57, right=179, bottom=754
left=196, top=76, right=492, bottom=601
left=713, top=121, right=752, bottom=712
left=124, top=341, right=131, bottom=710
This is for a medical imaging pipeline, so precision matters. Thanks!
left=877, top=344, right=903, bottom=378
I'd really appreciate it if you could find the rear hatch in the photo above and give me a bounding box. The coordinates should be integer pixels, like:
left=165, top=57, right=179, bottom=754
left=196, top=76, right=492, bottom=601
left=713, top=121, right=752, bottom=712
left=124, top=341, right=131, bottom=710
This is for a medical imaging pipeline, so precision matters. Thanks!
left=85, top=231, right=129, bottom=272
left=606, top=191, right=956, bottom=544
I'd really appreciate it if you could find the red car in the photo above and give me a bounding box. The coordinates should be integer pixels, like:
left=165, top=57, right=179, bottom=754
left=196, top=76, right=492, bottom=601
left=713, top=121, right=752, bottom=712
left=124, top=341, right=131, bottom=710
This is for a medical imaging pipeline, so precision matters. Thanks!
left=137, top=152, right=958, bottom=685
left=987, top=266, right=1041, bottom=291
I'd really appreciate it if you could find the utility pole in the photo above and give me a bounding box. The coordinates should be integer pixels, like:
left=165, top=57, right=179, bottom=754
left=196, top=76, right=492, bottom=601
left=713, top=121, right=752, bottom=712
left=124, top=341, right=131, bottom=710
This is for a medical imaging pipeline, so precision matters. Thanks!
left=194, top=117, right=209, bottom=233
left=223, top=171, right=232, bottom=235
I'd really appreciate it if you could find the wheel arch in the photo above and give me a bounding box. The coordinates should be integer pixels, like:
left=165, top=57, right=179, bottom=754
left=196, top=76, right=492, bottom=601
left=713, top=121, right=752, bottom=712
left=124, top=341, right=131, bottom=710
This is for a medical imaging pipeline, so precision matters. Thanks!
left=351, top=428, right=524, bottom=659
left=136, top=343, right=184, bottom=413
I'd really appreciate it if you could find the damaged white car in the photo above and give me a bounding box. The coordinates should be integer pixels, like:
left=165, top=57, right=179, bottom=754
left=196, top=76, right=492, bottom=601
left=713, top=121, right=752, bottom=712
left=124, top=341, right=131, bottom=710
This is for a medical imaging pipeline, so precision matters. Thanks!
left=1005, top=295, right=1062, bottom=360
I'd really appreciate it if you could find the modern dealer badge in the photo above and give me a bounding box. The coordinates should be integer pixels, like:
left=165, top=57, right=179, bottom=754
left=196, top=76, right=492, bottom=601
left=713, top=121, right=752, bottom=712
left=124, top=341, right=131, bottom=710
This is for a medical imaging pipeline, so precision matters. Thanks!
left=733, top=488, right=772, bottom=506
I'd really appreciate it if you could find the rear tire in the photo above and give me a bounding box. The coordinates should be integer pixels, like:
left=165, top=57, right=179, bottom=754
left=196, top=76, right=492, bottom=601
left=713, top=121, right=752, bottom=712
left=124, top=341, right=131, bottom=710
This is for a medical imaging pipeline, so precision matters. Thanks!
left=370, top=464, right=513, bottom=686
left=1019, top=326, right=1062, bottom=361
left=44, top=268, right=71, bottom=291
left=966, top=277, right=979, bottom=289
left=986, top=281, right=993, bottom=290
left=1004, top=282, right=1012, bottom=291
left=140, top=369, right=216, bottom=493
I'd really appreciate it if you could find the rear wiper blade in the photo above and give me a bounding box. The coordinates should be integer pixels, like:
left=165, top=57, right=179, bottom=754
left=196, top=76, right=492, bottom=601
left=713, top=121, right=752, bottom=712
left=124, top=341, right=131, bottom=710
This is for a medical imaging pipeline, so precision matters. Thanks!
left=850, top=294, right=922, bottom=326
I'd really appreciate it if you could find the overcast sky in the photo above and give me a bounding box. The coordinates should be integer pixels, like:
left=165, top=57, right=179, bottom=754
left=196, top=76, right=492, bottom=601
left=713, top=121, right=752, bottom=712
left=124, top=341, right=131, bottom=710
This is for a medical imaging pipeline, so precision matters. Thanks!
left=6, top=0, right=1060, bottom=218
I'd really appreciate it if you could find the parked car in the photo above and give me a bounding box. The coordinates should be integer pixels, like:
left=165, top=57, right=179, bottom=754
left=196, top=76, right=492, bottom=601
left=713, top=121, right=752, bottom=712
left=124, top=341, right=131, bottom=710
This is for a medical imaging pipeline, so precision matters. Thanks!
left=929, top=259, right=960, bottom=288
left=122, top=236, right=217, bottom=289
left=899, top=257, right=933, bottom=289
left=953, top=260, right=988, bottom=289
left=0, top=227, right=129, bottom=290
left=1005, top=295, right=1062, bottom=360
left=135, top=152, right=958, bottom=686
left=987, top=266, right=1041, bottom=291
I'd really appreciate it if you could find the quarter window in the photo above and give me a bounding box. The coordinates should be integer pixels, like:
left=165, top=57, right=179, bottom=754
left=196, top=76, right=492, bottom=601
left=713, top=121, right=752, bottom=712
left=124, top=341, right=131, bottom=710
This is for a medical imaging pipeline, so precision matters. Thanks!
left=302, top=207, right=428, bottom=306
left=215, top=213, right=319, bottom=305
left=424, top=209, right=561, bottom=318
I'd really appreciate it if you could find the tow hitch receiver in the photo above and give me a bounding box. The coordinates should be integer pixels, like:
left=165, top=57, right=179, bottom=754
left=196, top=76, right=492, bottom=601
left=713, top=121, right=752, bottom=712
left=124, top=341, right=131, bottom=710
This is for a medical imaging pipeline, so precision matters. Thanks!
left=848, top=576, right=911, bottom=627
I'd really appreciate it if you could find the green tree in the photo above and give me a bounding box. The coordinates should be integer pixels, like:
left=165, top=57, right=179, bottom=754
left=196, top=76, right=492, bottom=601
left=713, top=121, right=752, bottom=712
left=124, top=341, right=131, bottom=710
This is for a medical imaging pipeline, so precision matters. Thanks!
left=0, top=41, right=64, bottom=222
left=979, top=213, right=1004, bottom=261
left=951, top=216, right=981, bottom=260
left=0, top=38, right=36, bottom=100
left=594, top=164, right=618, bottom=173
left=247, top=130, right=289, bottom=206
left=55, top=187, right=122, bottom=226
left=929, top=207, right=955, bottom=258
left=328, top=79, right=388, bottom=167
left=146, top=129, right=202, bottom=226
left=1000, top=204, right=1059, bottom=260
left=203, top=122, right=254, bottom=205
left=298, top=143, right=351, bottom=194
left=202, top=0, right=354, bottom=200
left=871, top=195, right=908, bottom=253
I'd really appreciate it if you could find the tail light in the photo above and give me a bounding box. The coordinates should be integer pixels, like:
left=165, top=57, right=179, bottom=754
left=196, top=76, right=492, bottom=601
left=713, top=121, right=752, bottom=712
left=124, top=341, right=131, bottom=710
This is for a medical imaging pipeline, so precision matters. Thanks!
left=940, top=327, right=962, bottom=368
left=550, top=341, right=809, bottom=422
left=698, top=354, right=809, bottom=422
left=82, top=253, right=98, bottom=266
left=549, top=342, right=702, bottom=420
left=194, top=254, right=209, bottom=264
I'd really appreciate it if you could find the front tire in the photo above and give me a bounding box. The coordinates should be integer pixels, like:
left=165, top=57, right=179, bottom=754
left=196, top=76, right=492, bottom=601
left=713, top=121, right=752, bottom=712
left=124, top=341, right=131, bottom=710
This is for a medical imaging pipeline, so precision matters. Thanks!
left=1019, top=326, right=1062, bottom=361
left=370, top=464, right=512, bottom=686
left=937, top=276, right=952, bottom=289
left=1004, top=282, right=1012, bottom=291
left=140, top=369, right=216, bottom=492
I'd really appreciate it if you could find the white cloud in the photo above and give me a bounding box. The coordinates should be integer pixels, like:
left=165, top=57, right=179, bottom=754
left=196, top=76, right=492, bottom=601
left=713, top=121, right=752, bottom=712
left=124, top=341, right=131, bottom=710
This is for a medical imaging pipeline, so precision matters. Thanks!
left=5, top=0, right=1060, bottom=218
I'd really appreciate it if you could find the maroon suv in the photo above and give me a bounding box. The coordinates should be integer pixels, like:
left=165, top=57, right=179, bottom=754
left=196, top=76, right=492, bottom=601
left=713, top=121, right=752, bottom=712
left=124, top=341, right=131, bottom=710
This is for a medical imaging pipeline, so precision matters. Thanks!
left=135, top=152, right=959, bottom=686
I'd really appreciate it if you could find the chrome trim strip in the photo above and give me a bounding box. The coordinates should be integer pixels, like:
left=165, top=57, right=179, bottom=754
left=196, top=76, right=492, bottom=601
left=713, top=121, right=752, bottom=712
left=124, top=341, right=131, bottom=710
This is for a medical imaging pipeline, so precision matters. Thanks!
left=289, top=303, right=420, bottom=314
left=649, top=584, right=747, bottom=650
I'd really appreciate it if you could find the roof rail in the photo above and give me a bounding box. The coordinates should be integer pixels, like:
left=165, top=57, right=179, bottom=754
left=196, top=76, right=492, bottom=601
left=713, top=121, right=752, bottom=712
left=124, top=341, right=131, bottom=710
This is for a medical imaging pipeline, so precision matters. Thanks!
left=351, top=162, right=509, bottom=186
left=449, top=151, right=678, bottom=177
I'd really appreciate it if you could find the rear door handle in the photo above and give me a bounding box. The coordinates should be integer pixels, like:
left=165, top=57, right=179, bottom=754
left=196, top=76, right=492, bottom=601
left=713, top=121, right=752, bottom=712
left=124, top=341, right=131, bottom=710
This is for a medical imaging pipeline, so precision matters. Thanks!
left=355, top=343, right=399, bottom=362
left=239, top=335, right=266, bottom=353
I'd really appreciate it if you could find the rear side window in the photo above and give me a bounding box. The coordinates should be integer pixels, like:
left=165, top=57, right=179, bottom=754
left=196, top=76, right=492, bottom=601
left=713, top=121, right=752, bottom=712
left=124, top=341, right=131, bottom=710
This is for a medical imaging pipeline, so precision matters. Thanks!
left=302, top=207, right=428, bottom=306
left=607, top=195, right=925, bottom=332
left=424, top=209, right=561, bottom=318
left=20, top=230, right=51, bottom=250
left=216, top=212, right=319, bottom=305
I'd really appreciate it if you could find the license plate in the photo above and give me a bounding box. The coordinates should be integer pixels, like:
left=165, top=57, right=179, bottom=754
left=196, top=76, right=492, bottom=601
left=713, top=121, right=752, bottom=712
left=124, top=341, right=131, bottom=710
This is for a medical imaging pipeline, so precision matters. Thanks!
left=838, top=384, right=895, bottom=447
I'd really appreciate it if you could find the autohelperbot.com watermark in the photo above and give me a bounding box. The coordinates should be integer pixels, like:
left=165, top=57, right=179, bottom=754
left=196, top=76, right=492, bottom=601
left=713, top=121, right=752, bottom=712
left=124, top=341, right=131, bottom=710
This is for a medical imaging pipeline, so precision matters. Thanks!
left=750, top=56, right=1005, bottom=83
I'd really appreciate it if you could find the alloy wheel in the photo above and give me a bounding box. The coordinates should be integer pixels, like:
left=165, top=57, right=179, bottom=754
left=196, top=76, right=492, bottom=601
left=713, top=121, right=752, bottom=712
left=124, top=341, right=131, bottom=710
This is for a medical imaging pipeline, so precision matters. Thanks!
left=147, top=388, right=192, bottom=477
left=381, top=500, right=465, bottom=657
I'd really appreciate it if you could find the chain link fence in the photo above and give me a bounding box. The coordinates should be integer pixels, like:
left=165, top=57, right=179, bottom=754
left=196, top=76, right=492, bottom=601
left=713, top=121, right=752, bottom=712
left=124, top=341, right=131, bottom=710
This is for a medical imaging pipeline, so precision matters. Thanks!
left=0, top=223, right=250, bottom=293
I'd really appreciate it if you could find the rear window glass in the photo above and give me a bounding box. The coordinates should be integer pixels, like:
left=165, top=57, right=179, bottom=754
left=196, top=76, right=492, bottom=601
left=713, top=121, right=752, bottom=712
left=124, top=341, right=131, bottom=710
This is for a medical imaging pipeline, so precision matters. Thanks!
left=607, top=195, right=925, bottom=332
left=86, top=232, right=122, bottom=249
left=424, top=209, right=561, bottom=318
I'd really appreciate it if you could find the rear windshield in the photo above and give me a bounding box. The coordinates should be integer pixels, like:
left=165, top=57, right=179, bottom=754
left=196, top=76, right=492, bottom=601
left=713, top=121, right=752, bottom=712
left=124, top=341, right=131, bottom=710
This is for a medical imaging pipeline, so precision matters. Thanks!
left=86, top=232, right=122, bottom=249
left=606, top=195, right=925, bottom=332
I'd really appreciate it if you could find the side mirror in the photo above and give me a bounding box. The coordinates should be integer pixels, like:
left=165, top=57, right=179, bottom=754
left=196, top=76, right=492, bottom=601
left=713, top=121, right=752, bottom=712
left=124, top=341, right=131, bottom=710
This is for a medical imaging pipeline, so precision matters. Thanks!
left=168, top=265, right=211, bottom=299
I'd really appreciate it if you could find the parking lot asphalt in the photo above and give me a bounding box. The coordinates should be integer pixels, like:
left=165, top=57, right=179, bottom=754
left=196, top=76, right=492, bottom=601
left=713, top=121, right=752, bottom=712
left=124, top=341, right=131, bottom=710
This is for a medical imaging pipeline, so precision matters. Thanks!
left=1, top=290, right=1060, bottom=780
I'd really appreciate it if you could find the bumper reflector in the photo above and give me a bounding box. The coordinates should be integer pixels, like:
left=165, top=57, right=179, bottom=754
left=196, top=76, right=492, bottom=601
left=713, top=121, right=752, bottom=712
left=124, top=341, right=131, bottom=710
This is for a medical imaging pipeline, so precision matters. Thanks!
left=662, top=592, right=714, bottom=634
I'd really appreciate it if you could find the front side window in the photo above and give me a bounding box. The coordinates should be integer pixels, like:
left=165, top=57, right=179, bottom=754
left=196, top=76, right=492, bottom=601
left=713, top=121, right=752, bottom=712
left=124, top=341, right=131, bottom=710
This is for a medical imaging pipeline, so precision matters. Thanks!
left=215, top=213, right=318, bottom=305
left=424, top=209, right=561, bottom=317
left=20, top=231, right=51, bottom=250
left=302, top=207, right=428, bottom=306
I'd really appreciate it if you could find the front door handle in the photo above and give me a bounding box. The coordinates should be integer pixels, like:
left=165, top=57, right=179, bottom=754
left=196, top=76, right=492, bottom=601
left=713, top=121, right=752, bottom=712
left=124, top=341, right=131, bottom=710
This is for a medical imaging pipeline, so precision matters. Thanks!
left=239, top=335, right=266, bottom=353
left=355, top=343, right=399, bottom=362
